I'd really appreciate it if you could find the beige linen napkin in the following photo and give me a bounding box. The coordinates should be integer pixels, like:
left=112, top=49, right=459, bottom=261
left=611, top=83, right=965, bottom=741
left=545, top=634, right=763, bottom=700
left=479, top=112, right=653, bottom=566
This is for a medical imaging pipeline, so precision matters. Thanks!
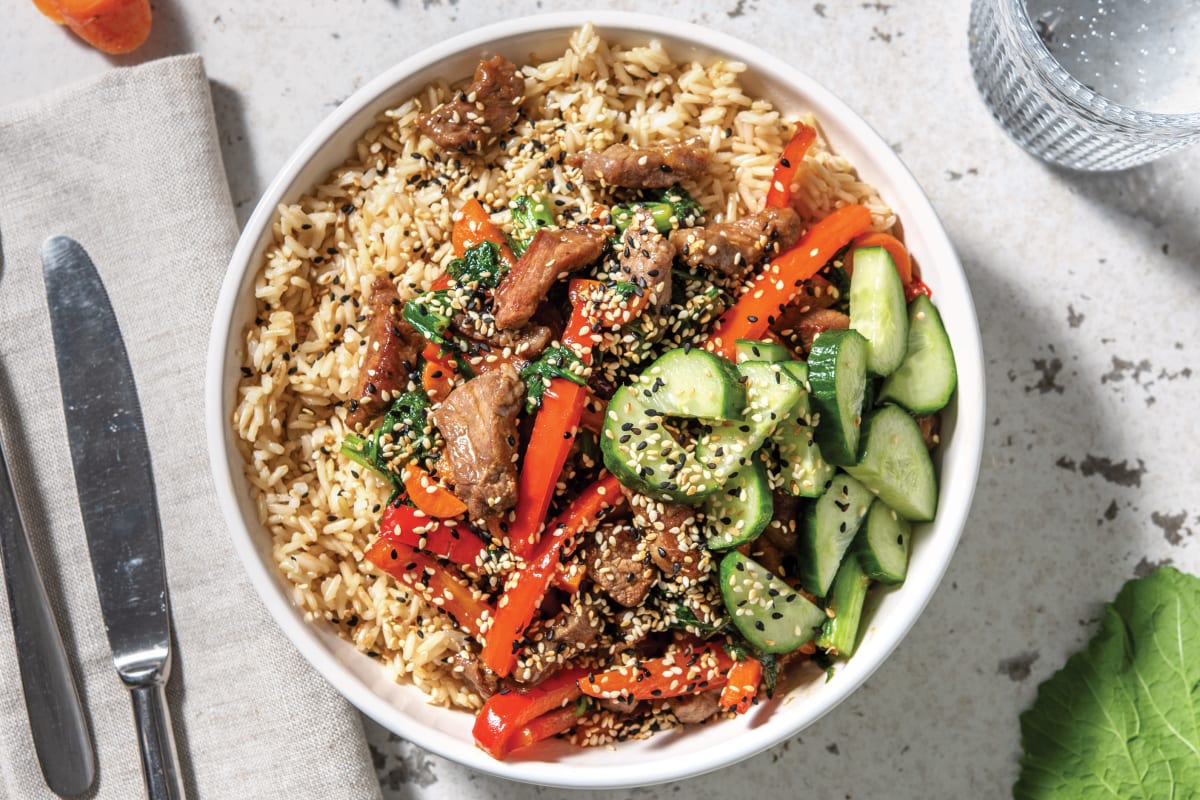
left=0, top=56, right=381, bottom=800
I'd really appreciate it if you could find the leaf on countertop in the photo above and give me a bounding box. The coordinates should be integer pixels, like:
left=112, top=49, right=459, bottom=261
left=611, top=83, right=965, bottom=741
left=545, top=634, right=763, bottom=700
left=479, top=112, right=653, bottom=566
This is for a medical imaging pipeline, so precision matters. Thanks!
left=1014, top=566, right=1200, bottom=799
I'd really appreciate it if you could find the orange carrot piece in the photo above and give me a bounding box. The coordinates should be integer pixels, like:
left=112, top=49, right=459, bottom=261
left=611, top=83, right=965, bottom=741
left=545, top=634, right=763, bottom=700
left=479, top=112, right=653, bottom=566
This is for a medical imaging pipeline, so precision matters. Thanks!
left=48, top=0, right=152, bottom=54
left=453, top=198, right=516, bottom=268
left=32, top=0, right=65, bottom=23
left=402, top=464, right=468, bottom=519
left=719, top=656, right=763, bottom=714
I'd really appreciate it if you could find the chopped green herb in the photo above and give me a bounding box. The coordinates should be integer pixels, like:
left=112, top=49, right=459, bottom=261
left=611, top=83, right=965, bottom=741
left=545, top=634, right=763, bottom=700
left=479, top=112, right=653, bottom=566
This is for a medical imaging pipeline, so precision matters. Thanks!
left=447, top=241, right=506, bottom=290
left=612, top=186, right=703, bottom=233
left=509, top=192, right=557, bottom=257
left=401, top=290, right=455, bottom=344
left=519, top=344, right=588, bottom=413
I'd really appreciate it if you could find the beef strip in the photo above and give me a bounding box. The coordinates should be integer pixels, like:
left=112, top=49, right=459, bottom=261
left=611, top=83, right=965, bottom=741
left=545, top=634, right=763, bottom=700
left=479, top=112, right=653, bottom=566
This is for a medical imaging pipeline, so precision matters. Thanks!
left=452, top=317, right=552, bottom=362
left=451, top=648, right=502, bottom=699
left=492, top=225, right=608, bottom=330
left=513, top=592, right=610, bottom=685
left=583, top=522, right=656, bottom=607
left=789, top=308, right=851, bottom=356
left=748, top=490, right=801, bottom=578
left=617, top=208, right=675, bottom=309
left=621, top=487, right=704, bottom=582
left=669, top=688, right=723, bottom=724
left=431, top=364, right=525, bottom=521
left=916, top=412, right=941, bottom=450
left=347, top=277, right=424, bottom=430
left=417, top=55, right=525, bottom=154
left=669, top=206, right=803, bottom=277
left=569, top=138, right=710, bottom=189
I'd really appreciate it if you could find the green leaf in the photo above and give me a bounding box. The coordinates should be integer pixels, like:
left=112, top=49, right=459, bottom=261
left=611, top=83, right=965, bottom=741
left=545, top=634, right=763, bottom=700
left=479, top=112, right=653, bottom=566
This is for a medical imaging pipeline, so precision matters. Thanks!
left=1015, top=567, right=1200, bottom=799
left=401, top=290, right=455, bottom=344
left=611, top=186, right=703, bottom=233
left=509, top=192, right=556, bottom=256
left=518, top=343, right=588, bottom=413
left=447, top=241, right=506, bottom=289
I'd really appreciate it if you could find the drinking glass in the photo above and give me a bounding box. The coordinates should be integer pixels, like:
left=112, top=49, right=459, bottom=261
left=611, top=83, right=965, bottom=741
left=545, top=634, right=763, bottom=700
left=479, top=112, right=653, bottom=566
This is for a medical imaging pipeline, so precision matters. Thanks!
left=969, top=0, right=1200, bottom=170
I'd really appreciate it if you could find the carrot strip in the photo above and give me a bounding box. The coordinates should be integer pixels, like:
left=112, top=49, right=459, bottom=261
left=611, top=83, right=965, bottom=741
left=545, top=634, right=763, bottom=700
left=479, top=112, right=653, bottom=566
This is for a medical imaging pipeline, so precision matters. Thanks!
left=402, top=464, right=468, bottom=519
left=718, top=656, right=763, bottom=714
left=453, top=198, right=516, bottom=268
left=764, top=124, right=817, bottom=208
left=849, top=231, right=913, bottom=285
left=704, top=204, right=872, bottom=360
left=480, top=474, right=625, bottom=677
left=578, top=642, right=734, bottom=701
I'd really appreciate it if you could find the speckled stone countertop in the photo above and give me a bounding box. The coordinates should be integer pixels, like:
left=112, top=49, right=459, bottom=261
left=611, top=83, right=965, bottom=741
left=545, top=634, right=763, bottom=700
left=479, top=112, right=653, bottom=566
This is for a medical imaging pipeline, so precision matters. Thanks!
left=6, top=0, right=1197, bottom=796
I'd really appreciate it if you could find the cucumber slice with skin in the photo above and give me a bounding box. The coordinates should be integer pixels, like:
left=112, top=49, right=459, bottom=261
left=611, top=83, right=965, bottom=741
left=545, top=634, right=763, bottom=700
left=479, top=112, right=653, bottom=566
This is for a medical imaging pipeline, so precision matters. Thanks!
left=816, top=555, right=869, bottom=657
left=855, top=499, right=911, bottom=584
left=849, top=246, right=909, bottom=377
left=702, top=459, right=773, bottom=549
left=719, top=551, right=826, bottom=654
left=807, top=329, right=869, bottom=466
left=878, top=294, right=958, bottom=414
left=799, top=472, right=874, bottom=597
left=777, top=423, right=836, bottom=498
left=735, top=339, right=792, bottom=364
left=845, top=405, right=938, bottom=522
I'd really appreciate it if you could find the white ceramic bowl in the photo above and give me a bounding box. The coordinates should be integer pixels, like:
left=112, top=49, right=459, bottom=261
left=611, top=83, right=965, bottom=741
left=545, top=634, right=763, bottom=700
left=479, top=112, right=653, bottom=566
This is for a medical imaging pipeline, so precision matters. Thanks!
left=206, top=11, right=985, bottom=789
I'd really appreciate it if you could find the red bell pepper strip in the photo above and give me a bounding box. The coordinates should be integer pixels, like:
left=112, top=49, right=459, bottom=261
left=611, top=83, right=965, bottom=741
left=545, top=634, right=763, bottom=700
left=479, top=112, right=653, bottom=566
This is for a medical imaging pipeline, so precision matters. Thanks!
left=480, top=474, right=625, bottom=677
left=502, top=706, right=580, bottom=755
left=704, top=204, right=872, bottom=360
left=906, top=272, right=933, bottom=302
left=472, top=667, right=588, bottom=759
left=505, top=283, right=598, bottom=558
left=718, top=656, right=763, bottom=714
left=453, top=198, right=516, bottom=268
left=378, top=503, right=487, bottom=567
left=764, top=124, right=817, bottom=208
left=401, top=464, right=468, bottom=519
left=578, top=641, right=734, bottom=701
left=364, top=539, right=494, bottom=639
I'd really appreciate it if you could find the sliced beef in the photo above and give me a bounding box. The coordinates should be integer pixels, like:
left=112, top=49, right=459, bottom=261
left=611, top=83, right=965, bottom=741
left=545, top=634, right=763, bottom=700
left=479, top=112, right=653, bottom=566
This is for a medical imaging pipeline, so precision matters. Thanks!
left=748, top=490, right=801, bottom=578
left=347, top=277, right=424, bottom=430
left=669, top=206, right=802, bottom=277
left=451, top=649, right=502, bottom=699
left=584, top=522, right=656, bottom=608
left=453, top=317, right=552, bottom=361
left=621, top=487, right=704, bottom=582
left=616, top=208, right=675, bottom=309
left=790, top=308, right=851, bottom=356
left=569, top=138, right=710, bottom=189
left=431, top=364, right=525, bottom=521
left=670, top=689, right=723, bottom=724
left=916, top=412, right=941, bottom=450
left=514, top=592, right=609, bottom=685
left=492, top=225, right=608, bottom=330
left=418, top=55, right=525, bottom=154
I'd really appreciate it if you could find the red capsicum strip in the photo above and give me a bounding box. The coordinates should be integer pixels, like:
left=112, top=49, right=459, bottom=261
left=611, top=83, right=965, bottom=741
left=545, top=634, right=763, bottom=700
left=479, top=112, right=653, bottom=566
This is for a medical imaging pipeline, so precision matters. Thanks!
left=378, top=503, right=487, bottom=568
left=704, top=203, right=872, bottom=360
left=764, top=124, right=817, bottom=208
left=506, top=281, right=598, bottom=558
left=718, top=656, right=763, bottom=714
left=502, top=706, right=580, bottom=756
left=578, top=642, right=734, bottom=701
left=364, top=539, right=494, bottom=640
left=480, top=474, right=625, bottom=677
left=472, top=667, right=589, bottom=759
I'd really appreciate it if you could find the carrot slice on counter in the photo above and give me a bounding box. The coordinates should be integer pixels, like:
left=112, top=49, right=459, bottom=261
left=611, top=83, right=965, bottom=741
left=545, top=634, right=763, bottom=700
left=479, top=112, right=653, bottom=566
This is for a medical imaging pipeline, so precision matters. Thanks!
left=40, top=0, right=153, bottom=54
left=704, top=204, right=872, bottom=360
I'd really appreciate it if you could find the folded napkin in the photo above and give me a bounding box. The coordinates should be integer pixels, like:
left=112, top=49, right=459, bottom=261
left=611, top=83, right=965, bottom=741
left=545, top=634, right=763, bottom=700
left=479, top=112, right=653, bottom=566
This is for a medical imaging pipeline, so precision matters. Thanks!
left=0, top=56, right=381, bottom=800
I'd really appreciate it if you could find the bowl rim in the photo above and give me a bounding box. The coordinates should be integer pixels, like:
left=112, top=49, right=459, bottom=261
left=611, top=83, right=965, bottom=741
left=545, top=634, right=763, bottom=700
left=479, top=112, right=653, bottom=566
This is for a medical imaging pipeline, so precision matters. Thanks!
left=206, top=9, right=985, bottom=789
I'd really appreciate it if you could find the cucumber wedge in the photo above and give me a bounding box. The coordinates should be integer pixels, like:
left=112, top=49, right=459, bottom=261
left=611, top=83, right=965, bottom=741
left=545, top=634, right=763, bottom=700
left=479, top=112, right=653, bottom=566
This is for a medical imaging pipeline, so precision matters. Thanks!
left=807, top=329, right=868, bottom=466
left=799, top=472, right=874, bottom=597
left=855, top=499, right=911, bottom=584
left=719, top=551, right=826, bottom=654
left=849, top=246, right=909, bottom=377
left=816, top=555, right=869, bottom=657
left=845, top=405, right=938, bottom=522
left=735, top=339, right=792, bottom=363
left=878, top=294, right=957, bottom=414
left=702, top=460, right=773, bottom=549
left=777, top=423, right=836, bottom=498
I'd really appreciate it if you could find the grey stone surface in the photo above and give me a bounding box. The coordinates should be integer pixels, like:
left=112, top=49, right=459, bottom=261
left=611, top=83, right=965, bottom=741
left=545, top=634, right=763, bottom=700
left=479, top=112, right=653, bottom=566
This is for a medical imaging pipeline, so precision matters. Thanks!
left=6, top=0, right=1197, bottom=796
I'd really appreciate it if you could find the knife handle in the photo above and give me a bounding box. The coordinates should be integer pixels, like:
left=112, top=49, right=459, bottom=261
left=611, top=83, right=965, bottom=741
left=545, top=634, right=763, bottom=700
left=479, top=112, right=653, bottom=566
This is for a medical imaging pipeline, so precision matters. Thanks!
left=129, top=681, right=186, bottom=800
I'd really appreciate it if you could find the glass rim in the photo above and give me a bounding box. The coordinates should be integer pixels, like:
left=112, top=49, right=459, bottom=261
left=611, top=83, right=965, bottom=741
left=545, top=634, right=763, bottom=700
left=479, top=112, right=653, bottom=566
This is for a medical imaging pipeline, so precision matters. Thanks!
left=1002, top=0, right=1200, bottom=130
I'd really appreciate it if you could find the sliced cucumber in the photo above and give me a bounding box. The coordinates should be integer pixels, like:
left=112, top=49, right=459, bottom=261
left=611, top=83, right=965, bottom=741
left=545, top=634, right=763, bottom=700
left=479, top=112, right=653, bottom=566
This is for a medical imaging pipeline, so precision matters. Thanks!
left=845, top=405, right=938, bottom=522
left=702, top=460, right=773, bottom=549
left=816, top=555, right=869, bottom=657
left=878, top=294, right=957, bottom=414
left=780, top=361, right=810, bottom=418
left=777, top=423, right=836, bottom=498
left=640, top=348, right=747, bottom=420
left=799, top=473, right=874, bottom=597
left=855, top=499, right=911, bottom=584
left=807, top=329, right=868, bottom=466
left=849, top=246, right=909, bottom=377
left=719, top=551, right=826, bottom=654
left=735, top=339, right=792, bottom=364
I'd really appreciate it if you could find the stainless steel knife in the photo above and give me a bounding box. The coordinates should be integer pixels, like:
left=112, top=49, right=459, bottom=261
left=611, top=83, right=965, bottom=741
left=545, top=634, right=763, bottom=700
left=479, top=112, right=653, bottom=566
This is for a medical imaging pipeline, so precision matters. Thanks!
left=0, top=388, right=95, bottom=797
left=41, top=235, right=186, bottom=800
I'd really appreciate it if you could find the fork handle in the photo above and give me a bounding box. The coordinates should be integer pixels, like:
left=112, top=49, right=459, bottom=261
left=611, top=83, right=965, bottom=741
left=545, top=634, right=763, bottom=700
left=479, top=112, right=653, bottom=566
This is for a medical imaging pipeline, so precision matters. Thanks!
left=129, top=682, right=186, bottom=800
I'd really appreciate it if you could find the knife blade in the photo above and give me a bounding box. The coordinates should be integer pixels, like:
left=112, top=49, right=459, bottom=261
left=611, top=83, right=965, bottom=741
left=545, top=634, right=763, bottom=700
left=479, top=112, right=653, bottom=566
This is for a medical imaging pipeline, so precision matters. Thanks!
left=0, top=389, right=95, bottom=797
left=42, top=235, right=186, bottom=800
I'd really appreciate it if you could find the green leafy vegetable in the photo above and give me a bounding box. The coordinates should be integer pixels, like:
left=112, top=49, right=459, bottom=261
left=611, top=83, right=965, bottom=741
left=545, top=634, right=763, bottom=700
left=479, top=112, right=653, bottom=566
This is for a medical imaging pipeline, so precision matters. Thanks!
left=339, top=390, right=439, bottom=486
left=401, top=290, right=455, bottom=344
left=509, top=192, right=556, bottom=257
left=1015, top=567, right=1200, bottom=800
left=447, top=241, right=505, bottom=290
left=611, top=186, right=703, bottom=233
left=519, top=343, right=588, bottom=413
left=670, top=605, right=728, bottom=637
